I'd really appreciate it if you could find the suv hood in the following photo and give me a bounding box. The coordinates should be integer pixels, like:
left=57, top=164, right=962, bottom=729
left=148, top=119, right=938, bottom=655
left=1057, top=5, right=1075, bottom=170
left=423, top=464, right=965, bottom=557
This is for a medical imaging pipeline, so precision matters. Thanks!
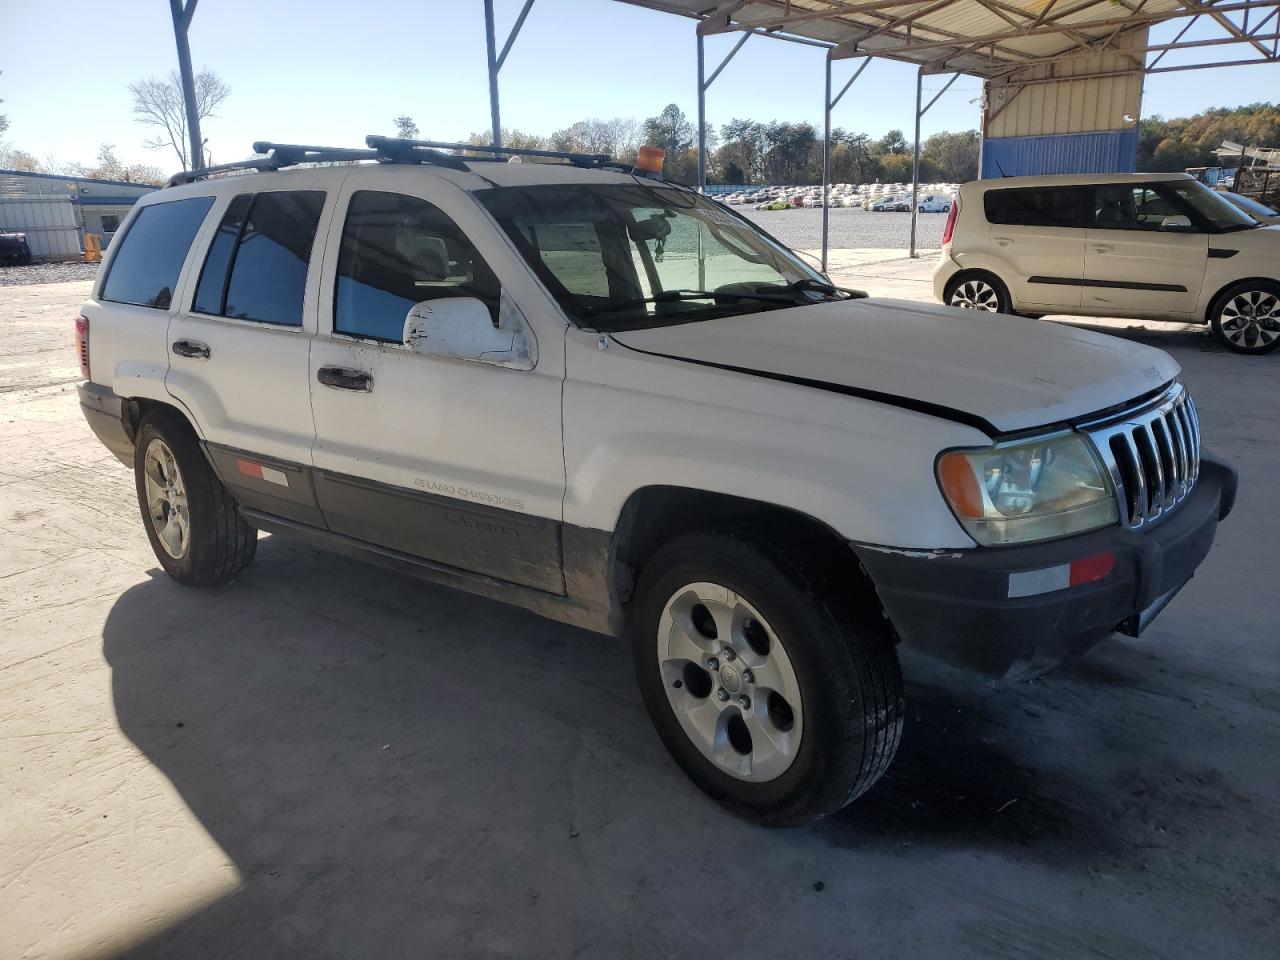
left=610, top=298, right=1180, bottom=435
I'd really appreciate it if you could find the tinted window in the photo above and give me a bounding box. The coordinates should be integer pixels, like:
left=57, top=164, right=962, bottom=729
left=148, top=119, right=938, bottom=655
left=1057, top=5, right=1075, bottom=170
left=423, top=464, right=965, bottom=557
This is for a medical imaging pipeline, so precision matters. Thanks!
left=101, top=196, right=214, bottom=309
left=193, top=194, right=252, bottom=315
left=984, top=187, right=1084, bottom=228
left=221, top=191, right=325, bottom=326
left=335, top=191, right=501, bottom=342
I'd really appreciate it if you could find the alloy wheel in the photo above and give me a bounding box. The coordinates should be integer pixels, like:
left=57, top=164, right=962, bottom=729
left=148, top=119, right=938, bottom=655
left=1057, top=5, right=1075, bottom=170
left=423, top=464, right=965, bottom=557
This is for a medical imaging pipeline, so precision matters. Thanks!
left=143, top=438, right=190, bottom=559
left=656, top=582, right=803, bottom=782
left=949, top=278, right=1001, bottom=312
left=1219, top=289, right=1280, bottom=350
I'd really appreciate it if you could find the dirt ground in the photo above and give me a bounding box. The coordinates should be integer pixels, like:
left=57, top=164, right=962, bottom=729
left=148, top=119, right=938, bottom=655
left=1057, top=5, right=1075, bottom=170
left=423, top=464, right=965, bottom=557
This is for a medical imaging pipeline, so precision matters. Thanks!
left=1, top=274, right=1277, bottom=960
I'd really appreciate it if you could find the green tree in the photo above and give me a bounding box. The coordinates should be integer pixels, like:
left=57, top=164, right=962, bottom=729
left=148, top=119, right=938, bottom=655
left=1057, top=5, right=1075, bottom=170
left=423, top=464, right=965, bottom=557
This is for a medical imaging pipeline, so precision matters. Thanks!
left=877, top=129, right=908, bottom=155
left=921, top=130, right=980, bottom=182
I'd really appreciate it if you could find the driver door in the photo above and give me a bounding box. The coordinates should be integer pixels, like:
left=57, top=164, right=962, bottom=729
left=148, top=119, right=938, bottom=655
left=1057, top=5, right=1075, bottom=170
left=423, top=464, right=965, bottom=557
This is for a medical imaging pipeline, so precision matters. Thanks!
left=308, top=168, right=567, bottom=592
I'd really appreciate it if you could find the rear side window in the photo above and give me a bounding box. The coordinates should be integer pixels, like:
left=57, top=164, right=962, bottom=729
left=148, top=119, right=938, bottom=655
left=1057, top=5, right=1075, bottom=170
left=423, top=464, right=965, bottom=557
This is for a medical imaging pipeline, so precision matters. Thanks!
left=101, top=196, right=215, bottom=309
left=334, top=191, right=501, bottom=342
left=984, top=187, right=1085, bottom=228
left=193, top=190, right=325, bottom=326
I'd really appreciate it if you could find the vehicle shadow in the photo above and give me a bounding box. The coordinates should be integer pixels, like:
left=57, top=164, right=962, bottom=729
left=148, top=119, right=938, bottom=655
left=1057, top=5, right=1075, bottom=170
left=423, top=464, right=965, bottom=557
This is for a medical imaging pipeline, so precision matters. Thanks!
left=100, top=539, right=1133, bottom=957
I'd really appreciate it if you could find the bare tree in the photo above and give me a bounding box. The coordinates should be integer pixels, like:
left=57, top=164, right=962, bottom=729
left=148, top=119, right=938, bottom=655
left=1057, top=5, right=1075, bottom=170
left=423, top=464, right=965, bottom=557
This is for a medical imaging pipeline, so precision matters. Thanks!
left=128, top=69, right=230, bottom=169
left=393, top=115, right=419, bottom=140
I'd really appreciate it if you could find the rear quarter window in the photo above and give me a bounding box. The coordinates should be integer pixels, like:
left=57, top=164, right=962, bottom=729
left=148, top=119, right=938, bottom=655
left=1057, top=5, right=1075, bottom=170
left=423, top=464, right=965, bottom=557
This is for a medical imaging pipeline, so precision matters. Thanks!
left=101, top=196, right=216, bottom=309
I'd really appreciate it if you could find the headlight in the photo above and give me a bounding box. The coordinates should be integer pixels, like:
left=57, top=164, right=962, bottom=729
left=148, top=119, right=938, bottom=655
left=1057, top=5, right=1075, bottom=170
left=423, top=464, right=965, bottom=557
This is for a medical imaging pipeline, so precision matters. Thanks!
left=936, top=431, right=1117, bottom=546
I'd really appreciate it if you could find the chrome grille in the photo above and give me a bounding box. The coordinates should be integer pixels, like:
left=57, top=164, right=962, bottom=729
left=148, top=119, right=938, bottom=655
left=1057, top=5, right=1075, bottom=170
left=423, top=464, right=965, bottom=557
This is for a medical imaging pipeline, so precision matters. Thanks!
left=1083, top=384, right=1200, bottom=530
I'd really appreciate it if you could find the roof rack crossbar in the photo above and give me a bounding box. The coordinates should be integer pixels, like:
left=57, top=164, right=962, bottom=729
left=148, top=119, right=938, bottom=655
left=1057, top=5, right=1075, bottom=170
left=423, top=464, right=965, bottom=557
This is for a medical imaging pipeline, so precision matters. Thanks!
left=365, top=136, right=612, bottom=168
left=365, top=136, right=471, bottom=171
left=167, top=143, right=380, bottom=187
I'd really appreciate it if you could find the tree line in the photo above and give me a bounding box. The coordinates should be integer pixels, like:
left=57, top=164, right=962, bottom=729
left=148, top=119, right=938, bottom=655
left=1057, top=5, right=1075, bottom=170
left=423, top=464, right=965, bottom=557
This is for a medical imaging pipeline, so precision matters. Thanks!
left=1137, top=103, right=1280, bottom=171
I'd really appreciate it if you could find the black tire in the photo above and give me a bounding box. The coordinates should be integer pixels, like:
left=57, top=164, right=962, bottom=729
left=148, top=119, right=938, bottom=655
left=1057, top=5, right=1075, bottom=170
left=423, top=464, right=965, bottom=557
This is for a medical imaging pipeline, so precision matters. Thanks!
left=134, top=408, right=257, bottom=585
left=630, top=527, right=904, bottom=825
left=1208, top=279, right=1280, bottom=354
left=944, top=270, right=1013, bottom=314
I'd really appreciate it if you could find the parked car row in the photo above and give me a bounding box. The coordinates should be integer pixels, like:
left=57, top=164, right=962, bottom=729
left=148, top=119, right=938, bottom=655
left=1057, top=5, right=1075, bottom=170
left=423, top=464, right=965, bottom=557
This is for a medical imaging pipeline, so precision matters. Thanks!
left=716, top=183, right=958, bottom=212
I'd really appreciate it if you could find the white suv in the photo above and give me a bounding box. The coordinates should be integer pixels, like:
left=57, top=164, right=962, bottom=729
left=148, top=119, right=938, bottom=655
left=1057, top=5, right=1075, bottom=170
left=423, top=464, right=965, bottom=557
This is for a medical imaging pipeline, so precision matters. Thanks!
left=77, top=140, right=1236, bottom=824
left=934, top=172, right=1280, bottom=353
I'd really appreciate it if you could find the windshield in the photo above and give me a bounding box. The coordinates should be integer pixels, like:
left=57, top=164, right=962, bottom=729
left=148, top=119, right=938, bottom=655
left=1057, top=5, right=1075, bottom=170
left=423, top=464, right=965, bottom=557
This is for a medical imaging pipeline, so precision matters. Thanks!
left=478, top=183, right=828, bottom=330
left=1166, top=179, right=1258, bottom=230
left=1224, top=191, right=1279, bottom=219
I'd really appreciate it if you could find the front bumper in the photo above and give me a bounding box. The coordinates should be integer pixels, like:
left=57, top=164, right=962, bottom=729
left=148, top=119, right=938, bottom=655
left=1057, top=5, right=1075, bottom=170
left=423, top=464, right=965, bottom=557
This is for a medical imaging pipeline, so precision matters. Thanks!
left=78, top=381, right=134, bottom=466
left=852, top=454, right=1237, bottom=679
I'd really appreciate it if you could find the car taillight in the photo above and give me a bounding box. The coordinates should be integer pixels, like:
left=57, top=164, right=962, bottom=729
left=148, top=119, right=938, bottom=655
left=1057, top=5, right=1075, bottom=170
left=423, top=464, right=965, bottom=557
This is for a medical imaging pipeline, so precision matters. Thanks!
left=75, top=315, right=90, bottom=380
left=941, top=198, right=960, bottom=246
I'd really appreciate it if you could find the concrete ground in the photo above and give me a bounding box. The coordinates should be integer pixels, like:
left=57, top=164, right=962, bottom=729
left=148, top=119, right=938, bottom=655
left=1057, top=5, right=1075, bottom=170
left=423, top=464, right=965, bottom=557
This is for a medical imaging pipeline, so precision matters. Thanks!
left=1, top=265, right=1277, bottom=960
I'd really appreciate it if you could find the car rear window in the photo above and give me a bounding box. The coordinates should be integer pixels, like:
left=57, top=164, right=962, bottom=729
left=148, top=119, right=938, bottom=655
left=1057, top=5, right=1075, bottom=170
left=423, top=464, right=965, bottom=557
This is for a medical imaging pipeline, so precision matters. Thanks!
left=101, top=196, right=215, bottom=309
left=193, top=190, right=325, bottom=327
left=984, top=187, right=1085, bottom=228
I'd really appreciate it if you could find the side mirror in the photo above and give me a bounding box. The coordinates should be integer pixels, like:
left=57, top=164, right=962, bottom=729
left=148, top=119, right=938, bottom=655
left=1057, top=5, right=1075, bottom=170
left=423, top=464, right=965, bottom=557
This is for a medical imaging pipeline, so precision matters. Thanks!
left=1160, top=214, right=1193, bottom=231
left=402, top=292, right=536, bottom=370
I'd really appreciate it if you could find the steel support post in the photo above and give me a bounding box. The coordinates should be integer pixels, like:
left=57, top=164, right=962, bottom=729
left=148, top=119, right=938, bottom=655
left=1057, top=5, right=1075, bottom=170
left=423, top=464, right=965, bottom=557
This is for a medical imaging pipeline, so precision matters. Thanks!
left=910, top=68, right=923, bottom=259
left=822, top=57, right=832, bottom=273
left=484, top=0, right=502, bottom=147
left=169, top=0, right=203, bottom=170
left=697, top=32, right=707, bottom=192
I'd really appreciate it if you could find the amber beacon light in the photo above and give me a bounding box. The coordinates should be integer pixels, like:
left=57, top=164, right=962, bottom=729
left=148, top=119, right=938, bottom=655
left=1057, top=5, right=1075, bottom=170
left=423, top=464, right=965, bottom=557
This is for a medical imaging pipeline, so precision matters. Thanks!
left=633, top=145, right=666, bottom=178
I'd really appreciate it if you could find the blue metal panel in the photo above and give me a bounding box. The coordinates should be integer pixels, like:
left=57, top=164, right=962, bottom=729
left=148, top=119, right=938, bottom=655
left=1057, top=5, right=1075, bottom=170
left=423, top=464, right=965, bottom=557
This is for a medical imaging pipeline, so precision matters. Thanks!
left=981, top=129, right=1138, bottom=179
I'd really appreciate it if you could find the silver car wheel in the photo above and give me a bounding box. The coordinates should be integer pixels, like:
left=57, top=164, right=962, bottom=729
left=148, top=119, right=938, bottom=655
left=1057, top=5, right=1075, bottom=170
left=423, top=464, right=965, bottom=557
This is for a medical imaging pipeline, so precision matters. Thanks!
left=656, top=581, right=803, bottom=783
left=949, top=278, right=1001, bottom=312
left=143, top=438, right=190, bottom=559
left=1219, top=290, right=1280, bottom=350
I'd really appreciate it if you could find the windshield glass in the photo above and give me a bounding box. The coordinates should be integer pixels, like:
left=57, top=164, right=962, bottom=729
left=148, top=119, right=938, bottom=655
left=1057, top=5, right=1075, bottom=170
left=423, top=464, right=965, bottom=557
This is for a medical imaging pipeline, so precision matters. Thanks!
left=478, top=183, right=827, bottom=330
left=1224, top=191, right=1279, bottom=219
left=1166, top=180, right=1258, bottom=230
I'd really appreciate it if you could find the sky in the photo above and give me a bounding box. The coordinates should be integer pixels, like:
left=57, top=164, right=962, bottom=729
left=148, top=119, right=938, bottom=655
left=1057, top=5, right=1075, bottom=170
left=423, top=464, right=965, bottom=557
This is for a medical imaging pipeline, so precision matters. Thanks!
left=1, top=0, right=1277, bottom=173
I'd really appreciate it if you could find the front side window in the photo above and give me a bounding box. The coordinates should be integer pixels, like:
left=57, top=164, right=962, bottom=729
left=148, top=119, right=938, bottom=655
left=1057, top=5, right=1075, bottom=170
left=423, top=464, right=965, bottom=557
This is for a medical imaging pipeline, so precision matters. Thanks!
left=984, top=187, right=1085, bottom=228
left=101, top=196, right=215, bottom=309
left=479, top=184, right=828, bottom=331
left=334, top=191, right=501, bottom=342
left=193, top=190, right=325, bottom=326
left=1091, top=184, right=1182, bottom=231
left=1164, top=180, right=1258, bottom=231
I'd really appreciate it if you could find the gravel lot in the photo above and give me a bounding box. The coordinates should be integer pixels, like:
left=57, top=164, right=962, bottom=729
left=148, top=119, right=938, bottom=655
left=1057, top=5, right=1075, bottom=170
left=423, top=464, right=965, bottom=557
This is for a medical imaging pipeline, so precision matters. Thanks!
left=0, top=261, right=101, bottom=287
left=738, top=204, right=946, bottom=251
left=2, top=278, right=1277, bottom=959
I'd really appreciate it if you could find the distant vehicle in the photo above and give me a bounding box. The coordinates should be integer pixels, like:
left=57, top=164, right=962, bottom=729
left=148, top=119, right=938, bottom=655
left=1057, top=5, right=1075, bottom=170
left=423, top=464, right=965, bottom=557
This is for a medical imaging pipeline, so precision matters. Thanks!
left=871, top=195, right=909, bottom=212
left=917, top=195, right=953, bottom=213
left=755, top=199, right=790, bottom=211
left=1220, top=190, right=1280, bottom=224
left=935, top=172, right=1280, bottom=353
left=0, top=231, right=33, bottom=266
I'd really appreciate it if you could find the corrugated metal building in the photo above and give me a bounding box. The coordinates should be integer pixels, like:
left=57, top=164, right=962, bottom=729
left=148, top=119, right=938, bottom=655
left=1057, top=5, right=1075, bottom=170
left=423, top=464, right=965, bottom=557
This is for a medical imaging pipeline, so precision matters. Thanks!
left=0, top=169, right=156, bottom=259
left=980, top=29, right=1146, bottom=178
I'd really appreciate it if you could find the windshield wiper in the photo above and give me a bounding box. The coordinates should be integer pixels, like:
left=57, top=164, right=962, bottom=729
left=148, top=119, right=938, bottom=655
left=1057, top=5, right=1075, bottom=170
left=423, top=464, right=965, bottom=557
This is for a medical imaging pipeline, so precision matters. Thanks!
left=775, top=277, right=868, bottom=300
left=583, top=288, right=795, bottom=317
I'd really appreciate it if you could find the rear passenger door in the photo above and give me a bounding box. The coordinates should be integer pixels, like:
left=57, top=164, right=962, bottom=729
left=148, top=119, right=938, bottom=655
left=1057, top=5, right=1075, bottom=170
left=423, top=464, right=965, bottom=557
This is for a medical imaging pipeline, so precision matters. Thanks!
left=1082, top=183, right=1207, bottom=316
left=308, top=170, right=566, bottom=593
left=983, top=186, right=1088, bottom=309
left=165, top=173, right=341, bottom=525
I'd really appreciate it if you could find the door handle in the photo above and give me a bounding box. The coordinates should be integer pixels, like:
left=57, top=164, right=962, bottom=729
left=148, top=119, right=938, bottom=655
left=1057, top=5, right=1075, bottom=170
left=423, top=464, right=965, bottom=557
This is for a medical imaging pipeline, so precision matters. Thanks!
left=1090, top=243, right=1114, bottom=253
left=171, top=339, right=210, bottom=359
left=317, top=366, right=373, bottom=392
left=993, top=236, right=1012, bottom=246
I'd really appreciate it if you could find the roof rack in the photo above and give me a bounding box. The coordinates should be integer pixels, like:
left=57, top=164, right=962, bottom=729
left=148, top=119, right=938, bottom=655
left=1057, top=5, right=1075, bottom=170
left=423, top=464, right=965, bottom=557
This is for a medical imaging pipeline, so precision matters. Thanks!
left=365, top=136, right=613, bottom=169
left=167, top=143, right=379, bottom=187
left=167, top=136, right=624, bottom=188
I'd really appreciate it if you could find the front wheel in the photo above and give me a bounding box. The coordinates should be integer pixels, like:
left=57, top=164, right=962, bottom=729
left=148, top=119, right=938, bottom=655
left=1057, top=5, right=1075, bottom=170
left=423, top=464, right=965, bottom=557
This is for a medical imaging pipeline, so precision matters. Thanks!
left=1209, top=280, right=1280, bottom=354
left=630, top=529, right=904, bottom=825
left=945, top=271, right=1012, bottom=313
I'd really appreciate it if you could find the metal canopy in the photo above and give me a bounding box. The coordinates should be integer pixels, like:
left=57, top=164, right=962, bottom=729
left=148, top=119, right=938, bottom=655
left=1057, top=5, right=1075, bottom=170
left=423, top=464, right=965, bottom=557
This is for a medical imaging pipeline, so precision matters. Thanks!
left=621, top=1, right=1280, bottom=77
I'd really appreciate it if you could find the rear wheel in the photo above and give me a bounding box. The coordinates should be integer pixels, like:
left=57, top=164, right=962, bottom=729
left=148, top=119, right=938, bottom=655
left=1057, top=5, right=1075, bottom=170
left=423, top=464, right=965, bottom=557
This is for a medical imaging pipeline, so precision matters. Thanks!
left=631, top=528, right=904, bottom=825
left=134, top=409, right=257, bottom=585
left=945, top=271, right=1012, bottom=314
left=1209, top=280, right=1280, bottom=354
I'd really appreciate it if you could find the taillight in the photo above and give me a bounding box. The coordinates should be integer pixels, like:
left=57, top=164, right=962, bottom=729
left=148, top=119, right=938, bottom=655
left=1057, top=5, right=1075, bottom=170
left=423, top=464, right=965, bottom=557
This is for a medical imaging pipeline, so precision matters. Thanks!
left=941, top=198, right=960, bottom=246
left=75, top=315, right=90, bottom=380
